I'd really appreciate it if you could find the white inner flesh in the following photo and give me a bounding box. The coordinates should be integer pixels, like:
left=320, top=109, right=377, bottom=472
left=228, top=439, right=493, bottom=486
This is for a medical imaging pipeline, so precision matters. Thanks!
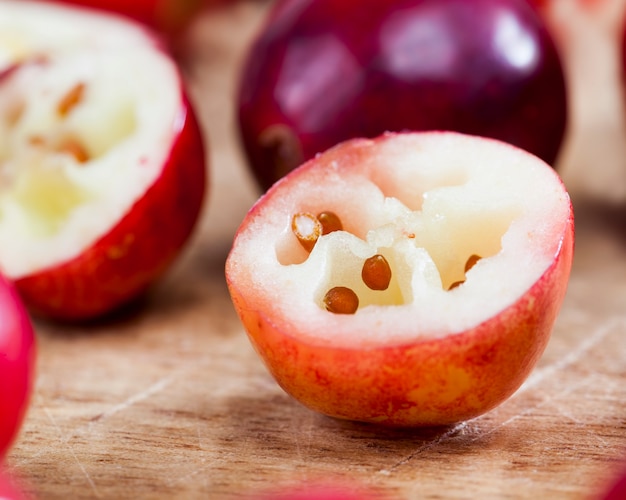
left=0, top=0, right=159, bottom=70
left=233, top=133, right=571, bottom=346
left=0, top=1, right=182, bottom=278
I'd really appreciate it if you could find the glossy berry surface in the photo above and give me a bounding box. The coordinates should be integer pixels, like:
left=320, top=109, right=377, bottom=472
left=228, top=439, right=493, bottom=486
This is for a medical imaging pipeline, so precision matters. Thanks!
left=0, top=274, right=36, bottom=458
left=238, top=0, right=568, bottom=190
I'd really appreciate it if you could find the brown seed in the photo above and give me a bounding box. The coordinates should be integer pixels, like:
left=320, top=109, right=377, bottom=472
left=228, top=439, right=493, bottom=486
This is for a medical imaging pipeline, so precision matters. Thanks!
left=57, top=82, right=85, bottom=117
left=317, top=211, right=343, bottom=235
left=323, top=286, right=359, bottom=314
left=56, top=137, right=89, bottom=163
left=362, top=254, right=392, bottom=291
left=465, top=254, right=481, bottom=273
left=292, top=212, right=322, bottom=252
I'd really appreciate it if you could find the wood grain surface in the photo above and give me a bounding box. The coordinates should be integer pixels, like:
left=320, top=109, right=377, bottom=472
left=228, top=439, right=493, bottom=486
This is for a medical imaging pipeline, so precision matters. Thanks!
left=5, top=1, right=626, bottom=498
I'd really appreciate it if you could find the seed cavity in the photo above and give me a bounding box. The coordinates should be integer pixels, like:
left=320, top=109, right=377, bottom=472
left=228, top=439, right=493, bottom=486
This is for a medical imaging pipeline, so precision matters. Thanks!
left=465, top=254, right=481, bottom=272
left=362, top=254, right=392, bottom=291
left=448, top=280, right=464, bottom=290
left=292, top=210, right=343, bottom=252
left=57, top=82, right=85, bottom=117
left=447, top=254, right=482, bottom=290
left=323, top=286, right=359, bottom=314
left=292, top=212, right=322, bottom=252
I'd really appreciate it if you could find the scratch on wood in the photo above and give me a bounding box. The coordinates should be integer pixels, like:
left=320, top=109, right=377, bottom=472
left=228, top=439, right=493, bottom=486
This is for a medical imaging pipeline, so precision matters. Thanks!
left=377, top=422, right=469, bottom=475
left=68, top=446, right=101, bottom=498
left=468, top=376, right=587, bottom=443
left=163, top=458, right=210, bottom=488
left=43, top=406, right=63, bottom=436
left=41, top=407, right=101, bottom=497
left=293, top=410, right=316, bottom=465
left=519, top=315, right=626, bottom=394
left=89, top=375, right=175, bottom=423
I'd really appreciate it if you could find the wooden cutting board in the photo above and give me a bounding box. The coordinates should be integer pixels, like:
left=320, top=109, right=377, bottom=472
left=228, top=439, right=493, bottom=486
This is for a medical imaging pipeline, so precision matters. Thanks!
left=6, top=1, right=626, bottom=498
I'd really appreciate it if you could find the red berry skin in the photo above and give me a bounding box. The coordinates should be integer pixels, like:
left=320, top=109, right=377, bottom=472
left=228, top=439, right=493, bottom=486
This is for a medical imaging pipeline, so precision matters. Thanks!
left=238, top=0, right=568, bottom=190
left=0, top=274, right=36, bottom=459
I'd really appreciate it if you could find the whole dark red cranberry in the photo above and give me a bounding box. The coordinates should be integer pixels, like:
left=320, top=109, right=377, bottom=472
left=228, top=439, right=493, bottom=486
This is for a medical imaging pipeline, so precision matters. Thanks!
left=237, top=0, right=568, bottom=191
